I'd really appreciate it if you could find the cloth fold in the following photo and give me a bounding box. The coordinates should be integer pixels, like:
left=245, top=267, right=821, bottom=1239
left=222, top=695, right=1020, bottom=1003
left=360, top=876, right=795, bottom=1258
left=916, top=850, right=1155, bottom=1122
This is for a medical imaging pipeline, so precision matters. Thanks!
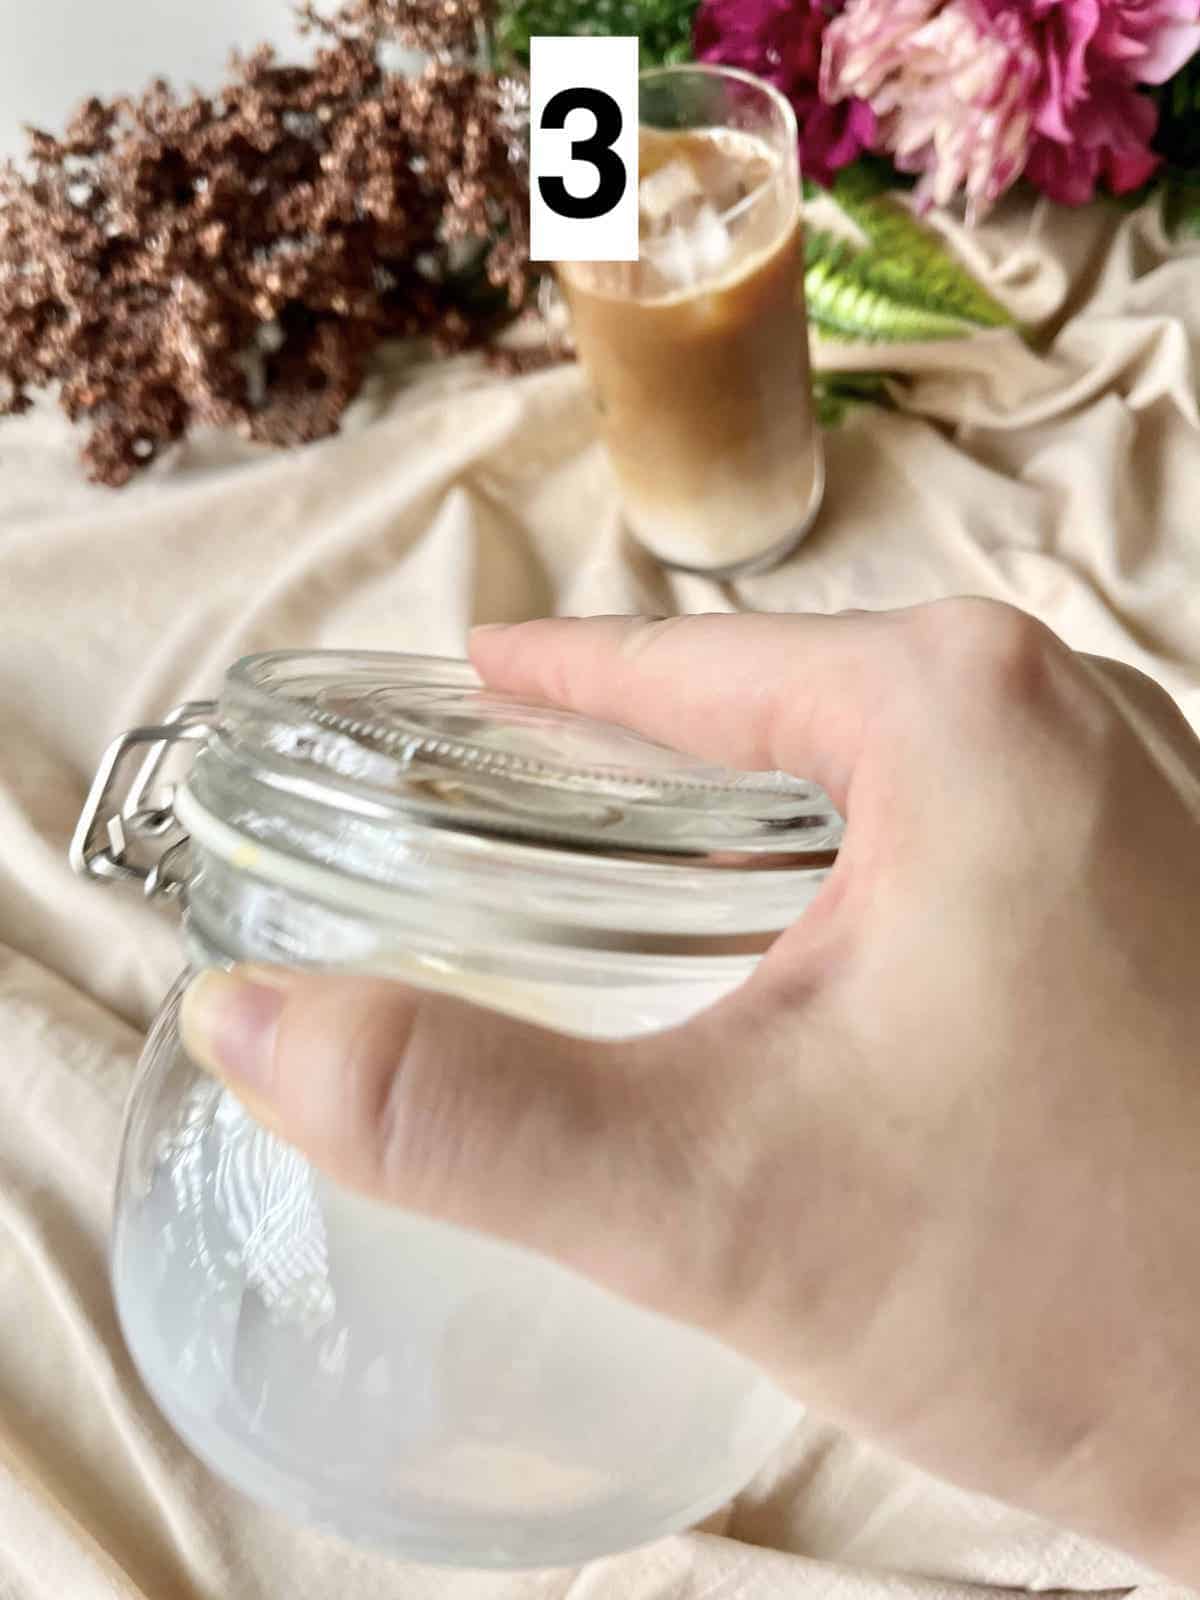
left=1, top=188, right=1198, bottom=1598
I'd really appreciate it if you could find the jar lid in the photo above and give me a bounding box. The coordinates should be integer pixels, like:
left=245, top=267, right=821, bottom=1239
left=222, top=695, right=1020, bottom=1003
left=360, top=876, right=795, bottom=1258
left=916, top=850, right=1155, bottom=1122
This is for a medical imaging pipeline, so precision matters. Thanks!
left=216, top=650, right=842, bottom=866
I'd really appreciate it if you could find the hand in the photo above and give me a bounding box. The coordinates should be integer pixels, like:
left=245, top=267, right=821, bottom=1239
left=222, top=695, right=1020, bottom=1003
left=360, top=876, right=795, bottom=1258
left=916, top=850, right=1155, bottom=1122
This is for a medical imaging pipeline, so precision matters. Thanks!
left=180, top=603, right=1200, bottom=1580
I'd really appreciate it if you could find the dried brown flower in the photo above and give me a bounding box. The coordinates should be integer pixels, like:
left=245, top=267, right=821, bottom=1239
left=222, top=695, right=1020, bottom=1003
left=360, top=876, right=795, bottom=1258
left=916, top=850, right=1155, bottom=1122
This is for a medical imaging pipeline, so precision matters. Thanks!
left=297, top=0, right=492, bottom=62
left=0, top=2, right=534, bottom=484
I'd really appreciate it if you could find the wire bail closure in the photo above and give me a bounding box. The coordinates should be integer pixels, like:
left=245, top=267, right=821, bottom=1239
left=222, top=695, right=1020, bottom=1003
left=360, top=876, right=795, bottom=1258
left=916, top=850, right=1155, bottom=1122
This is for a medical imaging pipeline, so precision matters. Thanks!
left=70, top=701, right=216, bottom=899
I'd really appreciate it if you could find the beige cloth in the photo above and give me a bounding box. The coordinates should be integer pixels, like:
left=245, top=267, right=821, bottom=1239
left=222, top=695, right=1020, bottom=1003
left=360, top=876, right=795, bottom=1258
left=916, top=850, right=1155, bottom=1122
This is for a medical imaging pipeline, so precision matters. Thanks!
left=1, top=188, right=1198, bottom=1600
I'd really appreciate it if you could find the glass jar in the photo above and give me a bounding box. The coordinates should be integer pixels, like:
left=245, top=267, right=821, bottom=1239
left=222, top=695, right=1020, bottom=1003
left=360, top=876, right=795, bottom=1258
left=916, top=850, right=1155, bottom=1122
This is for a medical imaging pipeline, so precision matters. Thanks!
left=72, top=650, right=842, bottom=1569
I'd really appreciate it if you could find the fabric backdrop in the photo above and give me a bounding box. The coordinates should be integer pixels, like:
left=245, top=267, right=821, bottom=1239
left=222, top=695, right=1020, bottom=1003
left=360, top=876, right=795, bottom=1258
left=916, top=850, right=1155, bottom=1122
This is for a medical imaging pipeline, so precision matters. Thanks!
left=0, top=188, right=1198, bottom=1600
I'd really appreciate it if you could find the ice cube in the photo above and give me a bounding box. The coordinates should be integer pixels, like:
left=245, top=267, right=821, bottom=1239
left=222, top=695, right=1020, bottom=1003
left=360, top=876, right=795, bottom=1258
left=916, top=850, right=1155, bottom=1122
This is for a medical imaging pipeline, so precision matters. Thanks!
left=689, top=140, right=753, bottom=215
left=638, top=159, right=704, bottom=226
left=648, top=228, right=698, bottom=290
left=689, top=204, right=734, bottom=277
left=643, top=203, right=734, bottom=292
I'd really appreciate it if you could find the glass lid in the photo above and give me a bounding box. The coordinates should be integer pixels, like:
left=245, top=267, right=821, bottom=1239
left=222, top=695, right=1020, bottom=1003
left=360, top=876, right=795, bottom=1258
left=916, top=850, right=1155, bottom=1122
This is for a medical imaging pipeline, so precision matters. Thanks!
left=214, top=650, right=843, bottom=863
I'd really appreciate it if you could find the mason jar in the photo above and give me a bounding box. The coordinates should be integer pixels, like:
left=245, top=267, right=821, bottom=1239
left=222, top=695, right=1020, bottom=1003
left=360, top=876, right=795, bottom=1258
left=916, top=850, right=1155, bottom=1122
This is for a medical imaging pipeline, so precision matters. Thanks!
left=71, top=649, right=842, bottom=1568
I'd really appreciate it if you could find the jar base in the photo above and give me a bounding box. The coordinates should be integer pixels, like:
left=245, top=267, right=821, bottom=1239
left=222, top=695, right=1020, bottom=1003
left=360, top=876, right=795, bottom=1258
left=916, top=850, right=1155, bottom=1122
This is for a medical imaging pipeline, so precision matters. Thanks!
left=117, top=1334, right=798, bottom=1568
left=112, top=1070, right=801, bottom=1571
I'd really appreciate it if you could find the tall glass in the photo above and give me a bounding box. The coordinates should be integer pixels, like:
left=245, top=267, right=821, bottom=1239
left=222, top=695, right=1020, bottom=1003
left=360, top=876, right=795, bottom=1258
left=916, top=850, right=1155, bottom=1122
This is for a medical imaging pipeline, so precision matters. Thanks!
left=557, top=66, right=824, bottom=579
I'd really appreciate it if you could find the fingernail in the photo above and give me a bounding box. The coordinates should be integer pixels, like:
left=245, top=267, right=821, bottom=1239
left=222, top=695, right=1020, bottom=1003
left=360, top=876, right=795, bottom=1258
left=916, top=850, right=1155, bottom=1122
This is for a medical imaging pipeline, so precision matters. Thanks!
left=180, top=969, right=285, bottom=1093
left=470, top=623, right=509, bottom=636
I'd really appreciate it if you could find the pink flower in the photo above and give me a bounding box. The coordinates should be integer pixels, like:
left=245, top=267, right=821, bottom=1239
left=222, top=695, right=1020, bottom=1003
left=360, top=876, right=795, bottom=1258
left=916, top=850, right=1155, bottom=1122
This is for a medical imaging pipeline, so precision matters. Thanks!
left=996, top=0, right=1200, bottom=203
left=1022, top=77, right=1161, bottom=203
left=822, top=0, right=1200, bottom=214
left=693, top=0, right=877, bottom=188
left=820, top=0, right=1039, bottom=218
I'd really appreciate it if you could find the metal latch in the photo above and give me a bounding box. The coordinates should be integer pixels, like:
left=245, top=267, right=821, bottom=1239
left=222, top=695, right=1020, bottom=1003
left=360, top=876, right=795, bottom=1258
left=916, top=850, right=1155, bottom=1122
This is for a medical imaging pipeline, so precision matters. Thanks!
left=70, top=700, right=217, bottom=900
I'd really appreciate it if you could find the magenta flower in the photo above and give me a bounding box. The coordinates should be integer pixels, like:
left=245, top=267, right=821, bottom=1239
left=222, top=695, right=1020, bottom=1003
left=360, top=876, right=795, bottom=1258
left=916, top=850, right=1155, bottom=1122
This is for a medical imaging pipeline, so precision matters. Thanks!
left=693, top=0, right=878, bottom=188
left=1006, top=0, right=1200, bottom=204
left=822, top=0, right=1200, bottom=214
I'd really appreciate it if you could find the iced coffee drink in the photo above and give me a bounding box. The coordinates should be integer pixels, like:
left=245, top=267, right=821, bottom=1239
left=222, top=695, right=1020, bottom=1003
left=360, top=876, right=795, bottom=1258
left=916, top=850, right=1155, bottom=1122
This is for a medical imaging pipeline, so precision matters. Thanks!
left=558, top=67, right=823, bottom=577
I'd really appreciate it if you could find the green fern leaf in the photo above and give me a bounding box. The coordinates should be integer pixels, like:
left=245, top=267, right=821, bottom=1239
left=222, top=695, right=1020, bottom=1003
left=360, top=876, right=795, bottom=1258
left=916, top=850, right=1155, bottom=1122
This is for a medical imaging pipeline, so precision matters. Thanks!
left=493, top=0, right=698, bottom=68
left=812, top=371, right=893, bottom=427
left=823, top=160, right=896, bottom=205
left=1154, top=56, right=1200, bottom=171
left=1163, top=170, right=1200, bottom=240
left=827, top=169, right=1013, bottom=330
left=804, top=227, right=990, bottom=341
left=806, top=254, right=976, bottom=341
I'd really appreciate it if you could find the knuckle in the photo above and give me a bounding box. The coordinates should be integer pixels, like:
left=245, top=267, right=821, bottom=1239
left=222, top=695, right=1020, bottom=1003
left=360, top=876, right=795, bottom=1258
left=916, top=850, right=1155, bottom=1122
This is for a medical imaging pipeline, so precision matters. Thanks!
left=368, top=1002, right=570, bottom=1222
left=615, top=613, right=691, bottom=666
left=1081, top=657, right=1200, bottom=795
left=905, top=598, right=1062, bottom=713
left=1086, top=655, right=1179, bottom=720
left=277, top=983, right=458, bottom=1209
left=369, top=998, right=475, bottom=1212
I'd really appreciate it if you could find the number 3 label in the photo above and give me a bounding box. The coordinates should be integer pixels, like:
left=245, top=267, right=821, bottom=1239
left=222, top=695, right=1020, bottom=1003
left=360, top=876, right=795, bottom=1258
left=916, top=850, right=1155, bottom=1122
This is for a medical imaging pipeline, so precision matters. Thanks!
left=530, top=37, right=639, bottom=263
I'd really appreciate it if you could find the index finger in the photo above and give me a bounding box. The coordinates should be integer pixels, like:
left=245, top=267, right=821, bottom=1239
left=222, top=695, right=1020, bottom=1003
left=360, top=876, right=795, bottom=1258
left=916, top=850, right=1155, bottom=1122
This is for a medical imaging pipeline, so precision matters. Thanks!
left=469, top=612, right=902, bottom=810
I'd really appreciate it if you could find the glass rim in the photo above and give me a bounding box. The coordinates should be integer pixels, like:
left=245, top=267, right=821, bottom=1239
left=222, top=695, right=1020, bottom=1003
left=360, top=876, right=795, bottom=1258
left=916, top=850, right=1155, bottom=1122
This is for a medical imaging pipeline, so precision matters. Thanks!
left=210, top=648, right=842, bottom=871
left=636, top=63, right=801, bottom=230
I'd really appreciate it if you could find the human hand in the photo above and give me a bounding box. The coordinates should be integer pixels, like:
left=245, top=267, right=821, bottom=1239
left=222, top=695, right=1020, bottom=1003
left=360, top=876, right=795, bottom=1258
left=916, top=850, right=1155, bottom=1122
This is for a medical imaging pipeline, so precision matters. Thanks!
left=180, top=603, right=1200, bottom=1580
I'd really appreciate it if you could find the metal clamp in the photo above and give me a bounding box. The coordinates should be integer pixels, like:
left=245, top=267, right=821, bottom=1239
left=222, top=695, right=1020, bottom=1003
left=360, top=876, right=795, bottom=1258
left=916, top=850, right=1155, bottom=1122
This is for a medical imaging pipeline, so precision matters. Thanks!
left=70, top=701, right=217, bottom=898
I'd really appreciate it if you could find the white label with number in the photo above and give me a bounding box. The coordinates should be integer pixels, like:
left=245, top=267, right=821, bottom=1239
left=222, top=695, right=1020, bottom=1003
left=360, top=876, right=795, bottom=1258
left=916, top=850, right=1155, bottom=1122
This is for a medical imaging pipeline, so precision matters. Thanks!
left=529, top=36, right=639, bottom=264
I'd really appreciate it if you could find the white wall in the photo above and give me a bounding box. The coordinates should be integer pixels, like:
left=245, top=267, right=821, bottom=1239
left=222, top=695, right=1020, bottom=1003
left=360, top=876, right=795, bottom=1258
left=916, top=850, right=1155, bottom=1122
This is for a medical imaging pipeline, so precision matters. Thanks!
left=0, top=0, right=317, bottom=160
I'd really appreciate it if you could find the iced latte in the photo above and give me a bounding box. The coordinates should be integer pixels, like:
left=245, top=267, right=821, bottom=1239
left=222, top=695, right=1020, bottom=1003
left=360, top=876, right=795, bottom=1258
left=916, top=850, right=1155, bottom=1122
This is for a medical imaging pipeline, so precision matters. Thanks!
left=558, top=68, right=823, bottom=577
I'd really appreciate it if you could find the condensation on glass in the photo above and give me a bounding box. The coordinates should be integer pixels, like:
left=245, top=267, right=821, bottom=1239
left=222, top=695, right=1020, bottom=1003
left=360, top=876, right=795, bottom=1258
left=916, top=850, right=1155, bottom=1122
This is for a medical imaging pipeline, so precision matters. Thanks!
left=71, top=650, right=843, bottom=1568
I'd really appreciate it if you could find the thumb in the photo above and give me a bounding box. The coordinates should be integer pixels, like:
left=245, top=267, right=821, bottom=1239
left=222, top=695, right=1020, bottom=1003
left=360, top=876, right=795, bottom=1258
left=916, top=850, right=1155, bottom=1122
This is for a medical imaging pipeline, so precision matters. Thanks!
left=179, top=964, right=756, bottom=1333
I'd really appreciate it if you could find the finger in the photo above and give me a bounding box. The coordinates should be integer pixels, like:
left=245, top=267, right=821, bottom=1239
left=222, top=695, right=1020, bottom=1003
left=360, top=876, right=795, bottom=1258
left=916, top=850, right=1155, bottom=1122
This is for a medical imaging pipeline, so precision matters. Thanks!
left=471, top=604, right=1037, bottom=812
left=471, top=612, right=906, bottom=811
left=179, top=965, right=766, bottom=1333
